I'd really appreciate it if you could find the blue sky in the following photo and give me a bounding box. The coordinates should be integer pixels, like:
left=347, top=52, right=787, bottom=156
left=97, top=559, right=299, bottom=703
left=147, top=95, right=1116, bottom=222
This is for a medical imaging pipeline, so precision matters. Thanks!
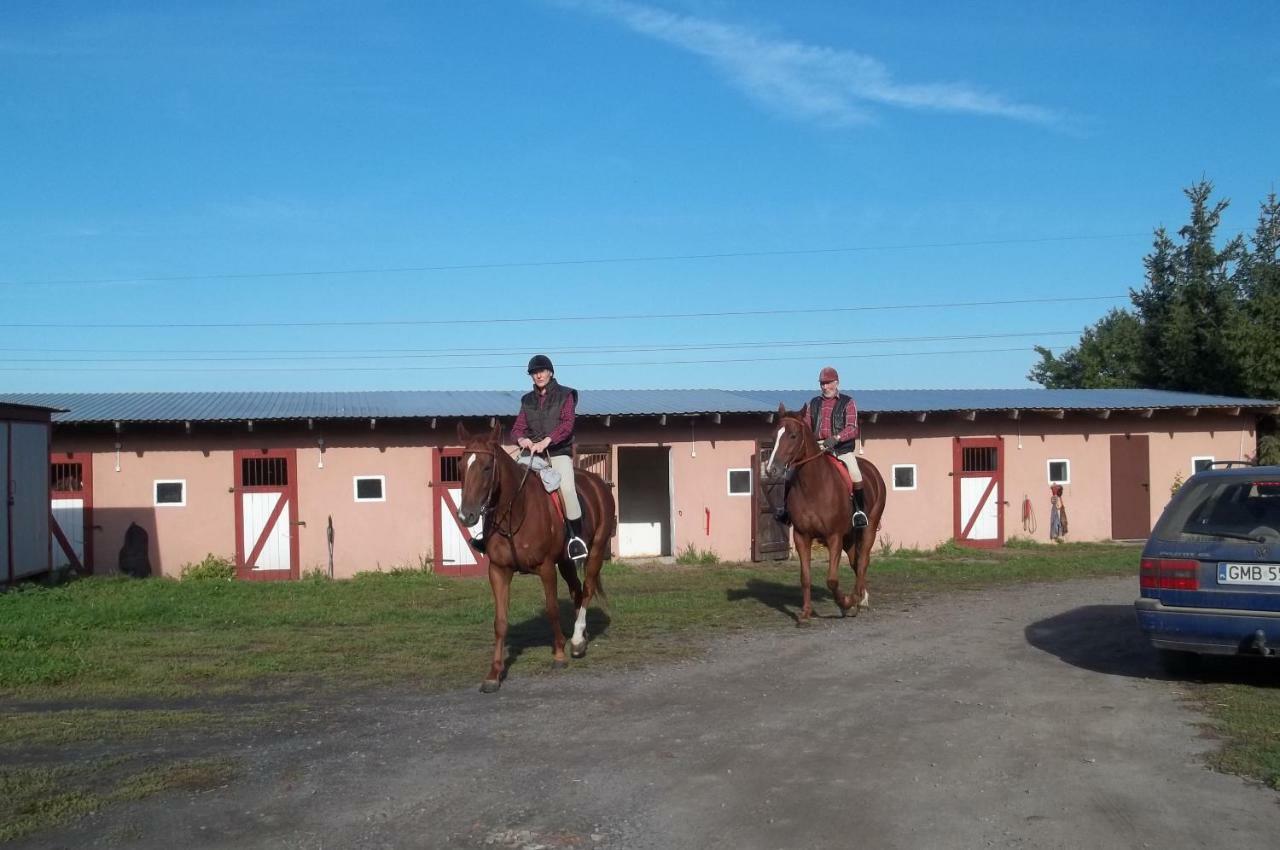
left=1, top=0, right=1276, bottom=393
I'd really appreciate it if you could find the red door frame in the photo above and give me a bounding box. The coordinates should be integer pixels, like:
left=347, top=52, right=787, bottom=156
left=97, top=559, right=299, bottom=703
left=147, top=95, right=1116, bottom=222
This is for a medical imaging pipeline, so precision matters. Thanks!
left=49, top=450, right=94, bottom=573
left=431, top=447, right=487, bottom=578
left=233, top=448, right=300, bottom=581
left=952, top=436, right=1005, bottom=549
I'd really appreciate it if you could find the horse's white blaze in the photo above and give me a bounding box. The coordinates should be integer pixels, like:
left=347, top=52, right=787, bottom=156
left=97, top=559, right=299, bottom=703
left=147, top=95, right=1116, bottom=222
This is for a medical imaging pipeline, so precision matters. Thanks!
left=766, top=426, right=785, bottom=471
left=466, top=453, right=476, bottom=469
left=572, top=606, right=588, bottom=645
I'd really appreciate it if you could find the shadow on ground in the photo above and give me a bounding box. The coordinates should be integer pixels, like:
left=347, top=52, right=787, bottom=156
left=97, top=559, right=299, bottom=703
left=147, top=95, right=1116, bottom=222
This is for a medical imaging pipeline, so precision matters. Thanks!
left=1026, top=603, right=1280, bottom=687
left=725, top=578, right=846, bottom=624
left=501, top=602, right=612, bottom=672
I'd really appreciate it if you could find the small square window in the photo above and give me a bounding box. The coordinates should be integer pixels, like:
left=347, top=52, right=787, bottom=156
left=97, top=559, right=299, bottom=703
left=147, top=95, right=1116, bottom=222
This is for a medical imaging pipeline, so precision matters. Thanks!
left=154, top=480, right=186, bottom=507
left=727, top=468, right=752, bottom=496
left=1192, top=456, right=1214, bottom=474
left=354, top=475, right=386, bottom=502
left=1048, top=459, right=1070, bottom=485
left=892, top=464, right=917, bottom=491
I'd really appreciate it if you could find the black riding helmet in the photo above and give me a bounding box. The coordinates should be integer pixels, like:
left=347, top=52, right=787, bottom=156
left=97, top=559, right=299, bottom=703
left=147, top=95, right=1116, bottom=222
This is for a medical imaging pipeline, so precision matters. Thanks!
left=527, top=354, right=554, bottom=374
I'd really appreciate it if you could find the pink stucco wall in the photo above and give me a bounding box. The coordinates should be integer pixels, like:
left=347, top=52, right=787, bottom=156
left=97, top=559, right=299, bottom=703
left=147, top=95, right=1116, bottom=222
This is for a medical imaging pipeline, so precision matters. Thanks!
left=51, top=410, right=1260, bottom=576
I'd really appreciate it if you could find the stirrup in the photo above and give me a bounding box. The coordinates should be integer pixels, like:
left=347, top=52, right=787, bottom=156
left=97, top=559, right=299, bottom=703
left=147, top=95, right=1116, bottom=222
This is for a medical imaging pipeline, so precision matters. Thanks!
left=469, top=535, right=488, bottom=554
left=566, top=535, right=589, bottom=562
left=852, top=511, right=869, bottom=529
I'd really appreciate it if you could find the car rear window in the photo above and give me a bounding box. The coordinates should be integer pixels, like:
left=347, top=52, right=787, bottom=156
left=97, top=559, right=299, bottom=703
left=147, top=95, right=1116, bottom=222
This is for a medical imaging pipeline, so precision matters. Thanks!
left=1153, top=476, right=1280, bottom=542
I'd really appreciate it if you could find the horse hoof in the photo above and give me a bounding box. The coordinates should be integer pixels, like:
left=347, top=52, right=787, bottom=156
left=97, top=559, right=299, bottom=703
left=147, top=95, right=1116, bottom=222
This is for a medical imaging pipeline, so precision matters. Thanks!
left=570, top=641, right=587, bottom=659
left=479, top=679, right=501, bottom=694
left=859, top=590, right=871, bottom=609
left=796, top=617, right=812, bottom=628
left=551, top=659, right=568, bottom=671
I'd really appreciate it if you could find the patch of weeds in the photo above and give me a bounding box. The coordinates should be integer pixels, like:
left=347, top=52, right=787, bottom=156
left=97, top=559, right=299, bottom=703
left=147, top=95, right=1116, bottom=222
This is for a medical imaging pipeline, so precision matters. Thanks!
left=676, top=543, right=720, bottom=565
left=180, top=554, right=236, bottom=582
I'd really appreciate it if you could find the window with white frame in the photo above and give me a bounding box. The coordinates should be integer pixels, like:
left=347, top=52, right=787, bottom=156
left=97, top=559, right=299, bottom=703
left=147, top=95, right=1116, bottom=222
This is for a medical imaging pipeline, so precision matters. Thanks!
left=154, top=480, right=186, bottom=507
left=1192, top=456, right=1214, bottom=474
left=892, top=464, right=917, bottom=491
left=354, top=475, right=386, bottom=502
left=1047, top=459, right=1070, bottom=485
left=727, top=468, right=752, bottom=496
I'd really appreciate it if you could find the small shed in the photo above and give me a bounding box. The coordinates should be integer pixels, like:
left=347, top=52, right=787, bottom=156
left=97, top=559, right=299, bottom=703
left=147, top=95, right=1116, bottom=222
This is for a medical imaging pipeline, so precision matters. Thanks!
left=1, top=402, right=55, bottom=583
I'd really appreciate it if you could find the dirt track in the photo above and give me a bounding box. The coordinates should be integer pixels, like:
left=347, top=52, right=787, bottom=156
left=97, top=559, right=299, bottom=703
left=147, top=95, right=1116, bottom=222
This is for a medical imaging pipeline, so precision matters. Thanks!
left=20, top=576, right=1280, bottom=849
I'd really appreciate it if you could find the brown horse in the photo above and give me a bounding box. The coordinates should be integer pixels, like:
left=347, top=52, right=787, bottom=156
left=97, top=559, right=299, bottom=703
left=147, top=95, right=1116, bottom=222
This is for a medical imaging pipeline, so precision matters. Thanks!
left=763, top=404, right=886, bottom=624
left=455, top=422, right=615, bottom=693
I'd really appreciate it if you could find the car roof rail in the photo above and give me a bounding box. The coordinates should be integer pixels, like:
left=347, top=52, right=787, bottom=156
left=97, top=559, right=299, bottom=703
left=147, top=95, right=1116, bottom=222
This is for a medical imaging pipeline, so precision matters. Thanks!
left=1207, top=460, right=1256, bottom=468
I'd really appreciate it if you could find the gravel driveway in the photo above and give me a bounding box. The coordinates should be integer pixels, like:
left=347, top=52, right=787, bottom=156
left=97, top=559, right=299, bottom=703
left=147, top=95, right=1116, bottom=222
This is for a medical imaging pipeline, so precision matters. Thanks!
left=22, top=576, right=1280, bottom=850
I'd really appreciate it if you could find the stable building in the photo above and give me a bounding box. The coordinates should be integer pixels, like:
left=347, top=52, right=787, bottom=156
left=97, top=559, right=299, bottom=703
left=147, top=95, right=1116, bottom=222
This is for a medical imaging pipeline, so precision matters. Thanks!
left=0, top=388, right=1274, bottom=580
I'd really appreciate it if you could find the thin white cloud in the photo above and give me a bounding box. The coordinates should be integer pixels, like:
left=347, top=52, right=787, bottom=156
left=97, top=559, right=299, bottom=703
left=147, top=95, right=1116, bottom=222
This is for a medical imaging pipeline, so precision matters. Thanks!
left=562, top=0, right=1064, bottom=128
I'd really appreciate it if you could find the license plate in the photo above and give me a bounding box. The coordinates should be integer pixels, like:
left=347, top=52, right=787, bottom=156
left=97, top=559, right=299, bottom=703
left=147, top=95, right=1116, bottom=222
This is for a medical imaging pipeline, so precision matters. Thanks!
left=1218, top=563, right=1280, bottom=586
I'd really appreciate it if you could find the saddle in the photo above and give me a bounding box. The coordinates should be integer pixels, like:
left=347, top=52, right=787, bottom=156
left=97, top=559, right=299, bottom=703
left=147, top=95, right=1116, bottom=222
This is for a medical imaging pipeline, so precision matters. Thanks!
left=826, top=454, right=853, bottom=495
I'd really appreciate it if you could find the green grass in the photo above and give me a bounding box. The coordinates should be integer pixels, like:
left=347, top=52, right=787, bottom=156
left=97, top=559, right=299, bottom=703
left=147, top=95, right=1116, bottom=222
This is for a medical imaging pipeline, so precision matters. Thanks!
left=2, top=542, right=1138, bottom=701
left=0, top=757, right=236, bottom=842
left=1191, top=676, right=1280, bottom=789
left=0, top=542, right=1142, bottom=840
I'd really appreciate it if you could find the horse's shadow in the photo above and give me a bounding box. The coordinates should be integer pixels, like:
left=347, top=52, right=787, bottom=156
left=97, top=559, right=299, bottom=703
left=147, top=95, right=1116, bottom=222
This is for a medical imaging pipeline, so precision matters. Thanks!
left=502, top=602, right=613, bottom=673
left=1025, top=604, right=1280, bottom=687
left=726, top=577, right=845, bottom=625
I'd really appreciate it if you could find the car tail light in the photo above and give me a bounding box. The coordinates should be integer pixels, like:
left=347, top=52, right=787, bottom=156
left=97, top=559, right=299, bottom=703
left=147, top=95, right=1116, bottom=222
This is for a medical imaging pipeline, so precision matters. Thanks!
left=1140, top=558, right=1200, bottom=590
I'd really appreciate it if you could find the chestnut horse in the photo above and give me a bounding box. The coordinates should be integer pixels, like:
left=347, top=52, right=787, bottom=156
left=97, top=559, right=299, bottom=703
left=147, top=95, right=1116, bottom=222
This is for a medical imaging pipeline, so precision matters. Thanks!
left=764, top=404, right=886, bottom=624
left=455, top=422, right=615, bottom=693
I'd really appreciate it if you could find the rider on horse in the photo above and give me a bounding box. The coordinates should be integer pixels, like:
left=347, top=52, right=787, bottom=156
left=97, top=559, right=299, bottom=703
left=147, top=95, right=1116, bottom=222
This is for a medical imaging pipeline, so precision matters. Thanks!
left=469, top=354, right=589, bottom=564
left=776, top=366, right=869, bottom=529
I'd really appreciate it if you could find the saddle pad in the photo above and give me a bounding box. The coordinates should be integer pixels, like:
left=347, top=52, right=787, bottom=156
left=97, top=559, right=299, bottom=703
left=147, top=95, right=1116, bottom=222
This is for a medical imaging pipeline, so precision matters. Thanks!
left=826, top=454, right=853, bottom=494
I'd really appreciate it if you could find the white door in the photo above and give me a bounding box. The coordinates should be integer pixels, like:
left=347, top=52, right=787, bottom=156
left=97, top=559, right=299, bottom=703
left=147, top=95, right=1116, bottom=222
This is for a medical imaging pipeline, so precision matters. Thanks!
left=960, top=476, right=1000, bottom=542
left=51, top=498, right=86, bottom=569
left=242, top=491, right=291, bottom=572
left=440, top=487, right=482, bottom=567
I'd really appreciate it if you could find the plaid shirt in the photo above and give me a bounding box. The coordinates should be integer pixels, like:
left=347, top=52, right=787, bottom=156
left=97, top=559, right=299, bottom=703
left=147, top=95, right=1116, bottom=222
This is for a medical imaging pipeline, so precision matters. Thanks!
left=511, top=388, right=575, bottom=445
left=802, top=395, right=859, bottom=442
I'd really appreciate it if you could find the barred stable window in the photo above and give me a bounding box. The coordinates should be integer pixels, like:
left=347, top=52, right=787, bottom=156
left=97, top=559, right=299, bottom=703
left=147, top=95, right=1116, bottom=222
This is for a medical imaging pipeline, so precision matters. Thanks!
left=354, top=475, right=386, bottom=502
left=154, top=480, right=186, bottom=507
left=727, top=468, right=752, bottom=496
left=1192, top=456, right=1215, bottom=474
left=1047, top=459, right=1070, bottom=485
left=892, top=464, right=917, bottom=491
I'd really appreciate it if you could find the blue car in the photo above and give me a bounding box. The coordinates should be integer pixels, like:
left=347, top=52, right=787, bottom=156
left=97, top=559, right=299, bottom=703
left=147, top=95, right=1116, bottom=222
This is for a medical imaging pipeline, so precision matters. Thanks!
left=1135, top=464, right=1280, bottom=663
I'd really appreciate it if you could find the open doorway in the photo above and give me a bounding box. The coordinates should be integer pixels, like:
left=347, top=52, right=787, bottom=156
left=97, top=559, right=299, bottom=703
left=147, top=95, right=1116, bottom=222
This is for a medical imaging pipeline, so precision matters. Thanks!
left=617, top=446, right=672, bottom=557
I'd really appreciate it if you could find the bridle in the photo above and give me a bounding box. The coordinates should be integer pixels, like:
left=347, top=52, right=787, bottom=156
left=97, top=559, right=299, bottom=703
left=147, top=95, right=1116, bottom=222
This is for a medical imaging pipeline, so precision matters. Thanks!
left=463, top=446, right=535, bottom=540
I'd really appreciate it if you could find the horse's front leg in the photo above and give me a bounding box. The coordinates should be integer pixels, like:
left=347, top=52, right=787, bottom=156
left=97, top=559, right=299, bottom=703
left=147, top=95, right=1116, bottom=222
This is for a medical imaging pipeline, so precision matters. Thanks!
left=481, top=563, right=514, bottom=693
left=824, top=533, right=851, bottom=615
left=795, top=529, right=814, bottom=625
left=540, top=560, right=569, bottom=668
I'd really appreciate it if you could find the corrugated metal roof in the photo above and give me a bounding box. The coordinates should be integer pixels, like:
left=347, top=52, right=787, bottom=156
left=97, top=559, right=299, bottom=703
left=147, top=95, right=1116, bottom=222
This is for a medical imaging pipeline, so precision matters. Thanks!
left=740, top=388, right=1280, bottom=414
left=0, top=388, right=1274, bottom=424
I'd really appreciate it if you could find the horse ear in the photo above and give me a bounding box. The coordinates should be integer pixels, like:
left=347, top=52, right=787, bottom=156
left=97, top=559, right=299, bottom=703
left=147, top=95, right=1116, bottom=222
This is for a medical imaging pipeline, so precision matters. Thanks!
left=777, top=402, right=788, bottom=419
left=490, top=419, right=502, bottom=442
left=456, top=421, right=470, bottom=443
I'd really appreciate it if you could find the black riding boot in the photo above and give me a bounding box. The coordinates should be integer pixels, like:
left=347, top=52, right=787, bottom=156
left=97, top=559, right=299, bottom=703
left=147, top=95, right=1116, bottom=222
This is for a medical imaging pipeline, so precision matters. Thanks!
left=852, top=488, right=869, bottom=529
left=566, top=517, right=588, bottom=562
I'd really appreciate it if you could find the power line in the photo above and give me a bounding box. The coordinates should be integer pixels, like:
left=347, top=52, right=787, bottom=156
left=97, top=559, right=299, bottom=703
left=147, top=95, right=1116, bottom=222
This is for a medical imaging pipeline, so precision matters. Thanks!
left=0, top=330, right=1079, bottom=362
left=0, top=232, right=1147, bottom=287
left=0, top=294, right=1125, bottom=329
left=0, top=345, right=1058, bottom=373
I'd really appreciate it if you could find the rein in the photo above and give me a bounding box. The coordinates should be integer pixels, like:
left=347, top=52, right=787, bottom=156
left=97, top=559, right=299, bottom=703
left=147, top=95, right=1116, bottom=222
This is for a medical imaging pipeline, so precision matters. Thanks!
left=467, top=447, right=535, bottom=541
